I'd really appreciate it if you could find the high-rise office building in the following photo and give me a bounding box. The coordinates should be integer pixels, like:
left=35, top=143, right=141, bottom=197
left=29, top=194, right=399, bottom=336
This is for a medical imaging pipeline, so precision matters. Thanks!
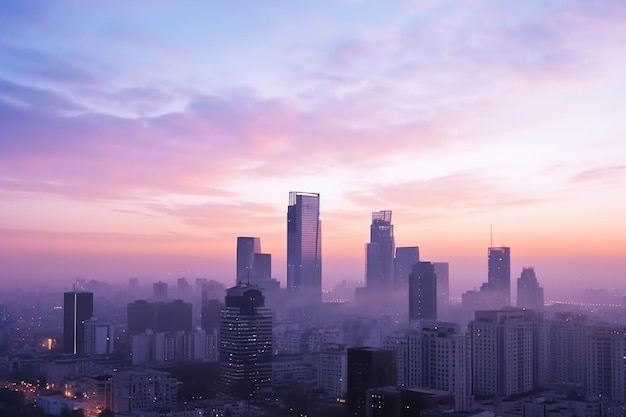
left=152, top=281, right=168, bottom=302
left=253, top=253, right=272, bottom=282
left=236, top=237, right=273, bottom=285
left=433, top=262, right=449, bottom=315
left=408, top=262, right=437, bottom=321
left=236, top=237, right=261, bottom=283
left=366, top=210, right=395, bottom=290
left=347, top=347, right=397, bottom=417
left=516, top=267, right=544, bottom=310
left=220, top=285, right=273, bottom=397
left=287, top=191, right=322, bottom=304
left=63, top=290, right=94, bottom=355
left=394, top=247, right=420, bottom=291
left=488, top=247, right=511, bottom=306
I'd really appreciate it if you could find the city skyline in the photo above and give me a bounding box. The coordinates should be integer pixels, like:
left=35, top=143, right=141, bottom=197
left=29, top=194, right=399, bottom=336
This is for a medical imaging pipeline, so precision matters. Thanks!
left=1, top=1, right=626, bottom=294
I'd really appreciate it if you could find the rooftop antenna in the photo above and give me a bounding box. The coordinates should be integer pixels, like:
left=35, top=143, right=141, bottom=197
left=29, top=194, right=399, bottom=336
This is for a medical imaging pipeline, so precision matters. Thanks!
left=490, top=224, right=493, bottom=248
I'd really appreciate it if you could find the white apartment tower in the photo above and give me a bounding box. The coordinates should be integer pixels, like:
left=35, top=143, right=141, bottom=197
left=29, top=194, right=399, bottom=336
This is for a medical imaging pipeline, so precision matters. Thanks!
left=420, top=322, right=472, bottom=411
left=586, top=324, right=625, bottom=402
left=383, top=331, right=410, bottom=387
left=469, top=309, right=535, bottom=398
left=317, top=347, right=347, bottom=398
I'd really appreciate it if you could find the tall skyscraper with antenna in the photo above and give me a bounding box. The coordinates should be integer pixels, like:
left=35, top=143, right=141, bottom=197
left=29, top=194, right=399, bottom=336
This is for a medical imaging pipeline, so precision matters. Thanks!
left=287, top=192, right=322, bottom=304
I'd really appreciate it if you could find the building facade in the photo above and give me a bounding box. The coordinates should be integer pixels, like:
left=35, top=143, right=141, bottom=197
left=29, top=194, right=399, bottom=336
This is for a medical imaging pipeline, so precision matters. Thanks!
left=347, top=347, right=397, bottom=417
left=394, top=247, right=420, bottom=291
left=366, top=210, right=395, bottom=291
left=487, top=247, right=511, bottom=307
left=63, top=291, right=94, bottom=355
left=287, top=191, right=322, bottom=304
left=219, top=285, right=273, bottom=397
left=516, top=267, right=544, bottom=310
left=469, top=309, right=540, bottom=398
left=409, top=262, right=438, bottom=321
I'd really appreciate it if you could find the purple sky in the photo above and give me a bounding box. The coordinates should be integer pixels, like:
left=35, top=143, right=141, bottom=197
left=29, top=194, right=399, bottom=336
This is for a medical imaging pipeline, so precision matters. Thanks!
left=1, top=0, right=626, bottom=296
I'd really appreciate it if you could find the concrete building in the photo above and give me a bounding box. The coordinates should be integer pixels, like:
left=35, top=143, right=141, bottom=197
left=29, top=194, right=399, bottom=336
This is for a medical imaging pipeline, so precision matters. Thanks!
left=112, top=369, right=178, bottom=414
left=347, top=347, right=397, bottom=417
left=469, top=309, right=540, bottom=398
left=409, top=262, right=438, bottom=321
left=219, top=285, right=273, bottom=397
left=318, top=346, right=347, bottom=399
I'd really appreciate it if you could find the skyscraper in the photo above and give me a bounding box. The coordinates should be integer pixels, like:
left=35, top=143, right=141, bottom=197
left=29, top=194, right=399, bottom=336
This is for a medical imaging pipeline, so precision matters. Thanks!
left=516, top=267, right=544, bottom=310
left=347, top=347, right=397, bottom=417
left=253, top=253, right=272, bottom=282
left=83, top=319, right=112, bottom=355
left=488, top=246, right=511, bottom=306
left=408, top=262, right=437, bottom=321
left=220, top=285, right=273, bottom=397
left=287, top=191, right=322, bottom=304
left=433, top=262, right=449, bottom=315
left=236, top=237, right=261, bottom=284
left=394, top=246, right=419, bottom=291
left=586, top=324, right=625, bottom=401
left=152, top=281, right=168, bottom=302
left=63, top=290, right=94, bottom=355
left=366, top=210, right=395, bottom=291
left=469, top=309, right=543, bottom=398
left=413, top=322, right=472, bottom=411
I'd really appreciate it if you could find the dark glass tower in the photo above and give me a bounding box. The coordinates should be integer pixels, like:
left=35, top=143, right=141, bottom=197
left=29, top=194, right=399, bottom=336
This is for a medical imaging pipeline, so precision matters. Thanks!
left=488, top=246, right=511, bottom=306
left=220, top=285, right=272, bottom=397
left=394, top=246, right=419, bottom=290
left=366, top=210, right=395, bottom=290
left=433, top=262, right=449, bottom=312
left=408, top=261, right=437, bottom=321
left=347, top=347, right=397, bottom=417
left=287, top=192, right=322, bottom=304
left=236, top=237, right=261, bottom=284
left=63, top=291, right=94, bottom=355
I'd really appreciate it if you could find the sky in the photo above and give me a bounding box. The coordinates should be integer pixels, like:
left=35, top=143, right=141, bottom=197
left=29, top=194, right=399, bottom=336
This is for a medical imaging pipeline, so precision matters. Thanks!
left=1, top=0, right=625, bottom=296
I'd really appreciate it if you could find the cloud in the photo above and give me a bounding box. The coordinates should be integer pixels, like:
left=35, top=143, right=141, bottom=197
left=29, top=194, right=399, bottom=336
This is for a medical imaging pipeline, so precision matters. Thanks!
left=2, top=43, right=103, bottom=86
left=346, top=173, right=552, bottom=216
left=571, top=166, right=626, bottom=184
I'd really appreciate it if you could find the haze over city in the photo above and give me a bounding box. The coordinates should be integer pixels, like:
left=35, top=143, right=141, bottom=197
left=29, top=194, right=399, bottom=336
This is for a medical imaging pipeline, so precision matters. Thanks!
left=1, top=0, right=626, bottom=296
